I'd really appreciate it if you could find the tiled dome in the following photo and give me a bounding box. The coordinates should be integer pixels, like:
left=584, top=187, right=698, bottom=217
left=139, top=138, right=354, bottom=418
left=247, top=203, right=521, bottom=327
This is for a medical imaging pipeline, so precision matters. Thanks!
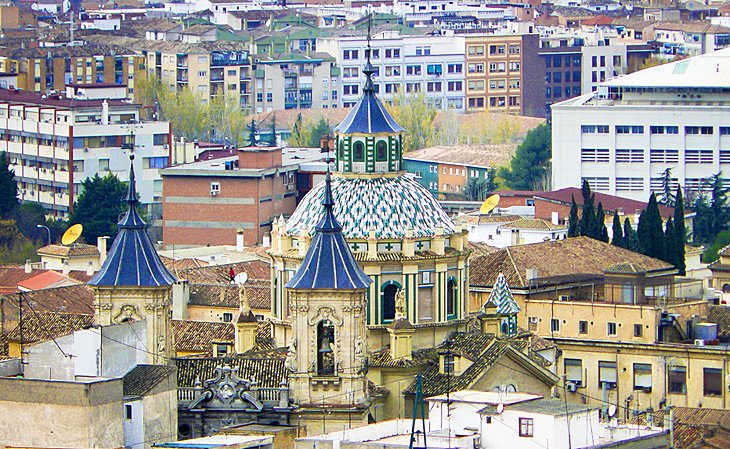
left=287, top=175, right=455, bottom=239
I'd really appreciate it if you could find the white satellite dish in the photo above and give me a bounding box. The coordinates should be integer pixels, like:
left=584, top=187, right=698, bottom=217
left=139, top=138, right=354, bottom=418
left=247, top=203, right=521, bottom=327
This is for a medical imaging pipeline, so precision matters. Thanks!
left=608, top=405, right=617, bottom=417
left=496, top=403, right=504, bottom=414
left=234, top=272, right=248, bottom=285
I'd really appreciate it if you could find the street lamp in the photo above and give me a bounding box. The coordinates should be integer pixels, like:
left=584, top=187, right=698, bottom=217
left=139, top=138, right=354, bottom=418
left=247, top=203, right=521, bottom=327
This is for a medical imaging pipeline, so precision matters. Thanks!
left=36, top=224, right=51, bottom=246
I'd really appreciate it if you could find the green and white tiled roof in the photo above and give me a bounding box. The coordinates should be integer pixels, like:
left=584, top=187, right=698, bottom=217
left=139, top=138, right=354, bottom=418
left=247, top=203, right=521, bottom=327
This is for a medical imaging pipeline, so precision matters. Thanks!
left=286, top=175, right=456, bottom=239
left=484, top=273, right=521, bottom=315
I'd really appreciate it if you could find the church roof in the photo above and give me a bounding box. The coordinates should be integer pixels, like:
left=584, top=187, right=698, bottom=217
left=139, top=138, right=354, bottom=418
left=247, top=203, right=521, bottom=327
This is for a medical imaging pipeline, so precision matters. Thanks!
left=286, top=172, right=371, bottom=290
left=286, top=175, right=455, bottom=239
left=88, top=156, right=176, bottom=288
left=334, top=91, right=405, bottom=135
left=483, top=273, right=520, bottom=315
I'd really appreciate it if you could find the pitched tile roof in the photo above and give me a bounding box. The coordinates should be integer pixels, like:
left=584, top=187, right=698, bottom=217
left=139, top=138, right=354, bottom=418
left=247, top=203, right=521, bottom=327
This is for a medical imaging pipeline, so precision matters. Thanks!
left=534, top=187, right=675, bottom=219
left=37, top=243, right=100, bottom=257
left=172, top=320, right=235, bottom=354
left=123, top=364, right=176, bottom=397
left=6, top=311, right=94, bottom=344
left=175, top=356, right=286, bottom=389
left=160, top=256, right=209, bottom=273
left=17, top=271, right=80, bottom=291
left=188, top=281, right=271, bottom=310
left=470, top=236, right=674, bottom=289
left=706, top=306, right=730, bottom=340
left=369, top=347, right=434, bottom=368
left=483, top=273, right=520, bottom=314
left=632, top=407, right=730, bottom=449
left=1, top=284, right=95, bottom=315
left=499, top=218, right=566, bottom=231
left=175, top=260, right=270, bottom=284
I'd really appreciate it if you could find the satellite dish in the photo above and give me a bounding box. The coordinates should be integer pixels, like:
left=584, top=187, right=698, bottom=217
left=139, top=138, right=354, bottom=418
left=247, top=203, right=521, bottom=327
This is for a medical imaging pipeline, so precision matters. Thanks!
left=61, top=224, right=83, bottom=245
left=608, top=405, right=617, bottom=417
left=479, top=194, right=500, bottom=215
left=496, top=403, right=504, bottom=414
left=234, top=272, right=248, bottom=285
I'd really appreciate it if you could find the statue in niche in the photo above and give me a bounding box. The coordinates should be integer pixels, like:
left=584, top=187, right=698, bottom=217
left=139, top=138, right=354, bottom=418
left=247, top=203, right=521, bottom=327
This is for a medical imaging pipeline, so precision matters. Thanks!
left=395, top=289, right=406, bottom=319
left=285, top=337, right=297, bottom=372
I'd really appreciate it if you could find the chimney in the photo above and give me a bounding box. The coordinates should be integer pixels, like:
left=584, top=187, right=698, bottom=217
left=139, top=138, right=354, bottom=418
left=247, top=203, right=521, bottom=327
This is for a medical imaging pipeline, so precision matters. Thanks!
left=62, top=260, right=70, bottom=275
left=236, top=229, right=245, bottom=252
left=24, top=259, right=32, bottom=274
left=263, top=234, right=271, bottom=247
left=234, top=285, right=258, bottom=354
left=97, top=236, right=108, bottom=266
left=86, top=261, right=94, bottom=276
left=172, top=280, right=190, bottom=320
left=551, top=211, right=559, bottom=225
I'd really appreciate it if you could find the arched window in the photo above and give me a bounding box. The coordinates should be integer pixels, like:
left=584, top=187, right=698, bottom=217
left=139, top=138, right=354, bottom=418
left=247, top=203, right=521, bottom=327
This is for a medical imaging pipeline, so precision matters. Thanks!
left=317, top=320, right=335, bottom=375
left=446, top=277, right=457, bottom=319
left=376, top=140, right=388, bottom=161
left=723, top=284, right=730, bottom=294
left=382, top=281, right=400, bottom=322
left=353, top=141, right=365, bottom=162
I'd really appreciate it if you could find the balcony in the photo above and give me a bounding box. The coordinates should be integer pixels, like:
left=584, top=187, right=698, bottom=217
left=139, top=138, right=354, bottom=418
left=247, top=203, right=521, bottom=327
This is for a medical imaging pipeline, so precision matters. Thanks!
left=178, top=384, right=290, bottom=409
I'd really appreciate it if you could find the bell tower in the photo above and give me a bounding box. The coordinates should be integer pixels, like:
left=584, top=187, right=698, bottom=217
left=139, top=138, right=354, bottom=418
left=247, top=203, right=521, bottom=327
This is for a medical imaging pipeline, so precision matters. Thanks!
left=88, top=154, right=177, bottom=364
left=285, top=170, right=372, bottom=434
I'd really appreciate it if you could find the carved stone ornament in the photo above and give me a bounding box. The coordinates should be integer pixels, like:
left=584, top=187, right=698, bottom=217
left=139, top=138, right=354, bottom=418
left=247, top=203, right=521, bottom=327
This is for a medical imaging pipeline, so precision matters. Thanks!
left=284, top=337, right=297, bottom=372
left=189, top=365, right=264, bottom=411
left=308, top=307, right=343, bottom=326
left=112, top=304, right=143, bottom=324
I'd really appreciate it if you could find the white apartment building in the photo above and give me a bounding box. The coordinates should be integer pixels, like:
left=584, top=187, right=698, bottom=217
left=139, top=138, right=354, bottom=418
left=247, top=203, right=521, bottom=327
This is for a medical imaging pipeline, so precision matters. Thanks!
left=0, top=88, right=171, bottom=218
left=317, top=31, right=467, bottom=111
left=552, top=47, right=730, bottom=201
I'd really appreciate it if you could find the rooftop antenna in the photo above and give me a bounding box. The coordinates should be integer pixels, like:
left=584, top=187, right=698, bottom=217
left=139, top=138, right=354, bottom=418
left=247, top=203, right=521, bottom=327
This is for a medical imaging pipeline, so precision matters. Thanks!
left=409, top=374, right=428, bottom=449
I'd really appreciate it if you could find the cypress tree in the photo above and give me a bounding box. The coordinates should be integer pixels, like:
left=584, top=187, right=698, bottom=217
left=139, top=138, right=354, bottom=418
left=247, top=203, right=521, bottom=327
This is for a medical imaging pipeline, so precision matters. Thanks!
left=624, top=217, right=639, bottom=252
left=594, top=202, right=609, bottom=242
left=612, top=212, right=624, bottom=248
left=664, top=217, right=677, bottom=267
left=568, top=195, right=580, bottom=237
left=0, top=151, right=18, bottom=219
left=579, top=180, right=595, bottom=238
left=637, top=194, right=665, bottom=260
left=674, top=186, right=686, bottom=275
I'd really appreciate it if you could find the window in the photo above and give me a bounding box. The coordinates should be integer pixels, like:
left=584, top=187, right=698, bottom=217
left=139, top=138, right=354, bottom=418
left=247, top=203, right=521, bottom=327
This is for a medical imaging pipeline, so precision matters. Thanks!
left=579, top=320, right=588, bottom=334
left=317, top=320, right=335, bottom=375
left=446, top=277, right=457, bottom=319
left=565, top=358, right=583, bottom=387
left=650, top=125, right=679, bottom=134
left=99, top=159, right=110, bottom=171
left=266, top=93, right=272, bottom=102
left=580, top=148, right=609, bottom=163
left=448, top=81, right=462, bottom=92
left=686, top=126, right=713, bottom=135
left=385, top=66, right=401, bottom=77
left=598, top=361, right=617, bottom=388
left=125, top=404, right=133, bottom=420
left=426, top=64, right=442, bottom=75
left=376, top=141, right=387, bottom=161
left=489, top=44, right=505, bottom=55
left=381, top=282, right=400, bottom=322
left=370, top=49, right=380, bottom=59
left=343, top=85, right=359, bottom=96
left=443, top=353, right=455, bottom=374
left=704, top=368, right=722, bottom=396
left=607, top=322, right=617, bottom=336
left=385, top=48, right=400, bottom=58
left=143, top=156, right=169, bottom=169
left=509, top=44, right=520, bottom=54
left=686, top=149, right=713, bottom=164
left=581, top=125, right=609, bottom=133
left=508, top=62, right=520, bottom=72
left=198, top=71, right=207, bottom=77
left=615, top=177, right=644, bottom=191
left=210, top=182, right=221, bottom=195
left=467, top=45, right=484, bottom=56
left=615, top=149, right=644, bottom=163
left=509, top=78, right=520, bottom=89
left=628, top=363, right=652, bottom=392
left=468, top=63, right=484, bottom=73
left=223, top=312, right=233, bottom=322
left=519, top=418, right=534, bottom=437
left=669, top=366, right=686, bottom=394
left=343, top=49, right=359, bottom=60
left=550, top=318, right=560, bottom=333
left=353, top=141, right=364, bottom=162
left=406, top=65, right=422, bottom=75
left=582, top=177, right=609, bottom=191
left=616, top=125, right=644, bottom=134
left=342, top=67, right=359, bottom=78
left=415, top=46, right=431, bottom=56
left=447, top=63, right=462, bottom=74
left=468, top=97, right=484, bottom=108
left=650, top=149, right=679, bottom=163
left=427, top=81, right=442, bottom=92
left=489, top=62, right=506, bottom=73
left=720, top=126, right=730, bottom=135
left=468, top=80, right=485, bottom=91
left=634, top=324, right=643, bottom=337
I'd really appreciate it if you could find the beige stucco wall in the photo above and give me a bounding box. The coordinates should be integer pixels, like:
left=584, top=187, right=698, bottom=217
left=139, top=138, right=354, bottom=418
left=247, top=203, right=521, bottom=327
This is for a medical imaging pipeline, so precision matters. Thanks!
left=142, top=379, right=179, bottom=448
left=0, top=377, right=124, bottom=448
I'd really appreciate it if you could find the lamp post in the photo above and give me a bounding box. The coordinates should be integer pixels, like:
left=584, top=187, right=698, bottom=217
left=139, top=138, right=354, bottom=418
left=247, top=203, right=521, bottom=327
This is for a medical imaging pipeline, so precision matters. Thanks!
left=36, top=224, right=51, bottom=246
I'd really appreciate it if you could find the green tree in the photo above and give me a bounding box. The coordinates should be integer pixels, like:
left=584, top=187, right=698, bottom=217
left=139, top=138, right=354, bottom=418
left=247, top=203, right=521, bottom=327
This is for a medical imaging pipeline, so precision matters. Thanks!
left=463, top=177, right=491, bottom=201
left=693, top=174, right=730, bottom=244
left=208, top=95, right=249, bottom=147
left=624, top=217, right=640, bottom=252
left=289, top=113, right=312, bottom=147
left=664, top=217, right=677, bottom=267
left=498, top=123, right=551, bottom=190
left=13, top=202, right=47, bottom=241
left=637, top=194, right=665, bottom=260
left=0, top=219, right=37, bottom=264
left=307, top=118, right=332, bottom=148
left=594, top=202, right=609, bottom=242
left=386, top=91, right=437, bottom=152
left=578, top=180, right=596, bottom=238
left=674, top=186, right=686, bottom=275
left=702, top=230, right=730, bottom=263
left=69, top=174, right=129, bottom=244
left=568, top=195, right=579, bottom=237
left=658, top=167, right=676, bottom=207
left=612, top=212, right=625, bottom=248
left=0, top=151, right=18, bottom=218
left=269, top=115, right=277, bottom=146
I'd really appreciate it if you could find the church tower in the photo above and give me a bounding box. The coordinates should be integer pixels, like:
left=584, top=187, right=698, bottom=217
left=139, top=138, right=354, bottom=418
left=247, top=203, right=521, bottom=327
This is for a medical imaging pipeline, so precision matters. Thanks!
left=285, top=170, right=372, bottom=434
left=88, top=154, right=177, bottom=364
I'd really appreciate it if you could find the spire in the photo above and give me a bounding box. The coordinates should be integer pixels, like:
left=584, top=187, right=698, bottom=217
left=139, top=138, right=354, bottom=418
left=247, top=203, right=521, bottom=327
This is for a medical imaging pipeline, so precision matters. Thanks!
left=88, top=153, right=176, bottom=287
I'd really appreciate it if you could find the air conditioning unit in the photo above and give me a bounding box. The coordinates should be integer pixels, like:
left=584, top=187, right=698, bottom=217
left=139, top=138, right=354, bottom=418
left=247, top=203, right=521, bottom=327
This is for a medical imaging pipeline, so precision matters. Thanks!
left=210, top=189, right=218, bottom=196
left=695, top=339, right=705, bottom=346
left=566, top=381, right=578, bottom=393
left=559, top=295, right=569, bottom=301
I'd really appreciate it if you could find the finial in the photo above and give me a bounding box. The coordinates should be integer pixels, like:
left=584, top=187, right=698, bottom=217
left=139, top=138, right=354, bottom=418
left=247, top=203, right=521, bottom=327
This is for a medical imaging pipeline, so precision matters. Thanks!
left=363, top=13, right=375, bottom=93
left=124, top=152, right=138, bottom=204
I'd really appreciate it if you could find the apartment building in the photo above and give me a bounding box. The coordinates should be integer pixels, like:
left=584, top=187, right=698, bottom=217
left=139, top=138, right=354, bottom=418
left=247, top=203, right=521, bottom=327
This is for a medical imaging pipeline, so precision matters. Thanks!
left=653, top=22, right=730, bottom=58
left=464, top=33, right=544, bottom=117
left=317, top=31, right=467, bottom=111
left=403, top=156, right=492, bottom=198
left=0, top=88, right=171, bottom=218
left=552, top=47, right=730, bottom=201
left=0, top=46, right=144, bottom=98
left=252, top=51, right=338, bottom=112
left=143, top=42, right=252, bottom=111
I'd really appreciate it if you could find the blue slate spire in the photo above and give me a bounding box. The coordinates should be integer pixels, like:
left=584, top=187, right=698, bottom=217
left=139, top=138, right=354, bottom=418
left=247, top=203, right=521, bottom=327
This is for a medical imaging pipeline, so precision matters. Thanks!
left=89, top=155, right=176, bottom=287
left=286, top=170, right=371, bottom=290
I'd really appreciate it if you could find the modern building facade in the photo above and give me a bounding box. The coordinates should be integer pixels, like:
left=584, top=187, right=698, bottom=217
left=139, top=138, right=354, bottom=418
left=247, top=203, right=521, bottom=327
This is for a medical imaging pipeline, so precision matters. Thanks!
left=403, top=156, right=492, bottom=199
left=0, top=88, right=171, bottom=217
left=552, top=47, right=730, bottom=200
left=317, top=31, right=467, bottom=111
left=464, top=33, right=543, bottom=117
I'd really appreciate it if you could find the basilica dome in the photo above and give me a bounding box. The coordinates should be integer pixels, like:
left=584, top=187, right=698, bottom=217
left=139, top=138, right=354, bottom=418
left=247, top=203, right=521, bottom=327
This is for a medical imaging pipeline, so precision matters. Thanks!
left=286, top=175, right=455, bottom=240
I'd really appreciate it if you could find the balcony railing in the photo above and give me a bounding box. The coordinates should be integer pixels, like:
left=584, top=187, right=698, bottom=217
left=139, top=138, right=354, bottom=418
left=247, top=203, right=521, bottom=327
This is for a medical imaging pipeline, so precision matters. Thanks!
left=178, top=384, right=289, bottom=408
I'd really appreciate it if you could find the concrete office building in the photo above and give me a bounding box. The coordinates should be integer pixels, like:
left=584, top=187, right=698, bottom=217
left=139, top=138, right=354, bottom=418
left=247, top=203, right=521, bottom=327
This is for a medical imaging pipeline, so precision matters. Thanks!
left=552, top=47, right=730, bottom=200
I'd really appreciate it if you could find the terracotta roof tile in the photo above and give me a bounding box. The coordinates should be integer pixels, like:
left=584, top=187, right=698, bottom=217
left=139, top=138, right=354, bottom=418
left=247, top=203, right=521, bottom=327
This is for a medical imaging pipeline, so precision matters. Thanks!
left=175, top=356, right=286, bottom=389
left=470, top=236, right=674, bottom=289
left=175, top=260, right=270, bottom=284
left=1, top=284, right=95, bottom=315
left=188, top=281, right=271, bottom=310
left=17, top=271, right=80, bottom=291
left=160, top=256, right=209, bottom=272
left=707, top=306, right=730, bottom=340
left=123, top=364, right=176, bottom=397
left=172, top=320, right=235, bottom=354
left=6, top=311, right=94, bottom=344
left=499, top=218, right=566, bottom=231
left=369, top=347, right=434, bottom=368
left=37, top=244, right=100, bottom=257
